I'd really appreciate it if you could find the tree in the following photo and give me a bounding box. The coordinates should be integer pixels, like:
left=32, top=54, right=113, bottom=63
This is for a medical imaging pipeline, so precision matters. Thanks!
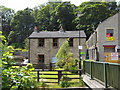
left=35, top=4, right=52, bottom=31
left=56, top=40, right=78, bottom=70
left=0, top=6, right=15, bottom=39
left=55, top=2, right=77, bottom=31
left=32, top=3, right=61, bottom=31
left=10, top=8, right=35, bottom=48
left=32, top=2, right=77, bottom=31
left=77, top=2, right=118, bottom=39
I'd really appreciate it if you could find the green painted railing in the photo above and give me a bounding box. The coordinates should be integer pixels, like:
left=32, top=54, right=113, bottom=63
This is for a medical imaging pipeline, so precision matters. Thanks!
left=83, top=61, right=120, bottom=90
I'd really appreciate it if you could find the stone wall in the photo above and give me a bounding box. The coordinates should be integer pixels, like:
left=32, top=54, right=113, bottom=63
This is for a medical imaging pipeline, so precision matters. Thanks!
left=29, top=37, right=86, bottom=65
left=13, top=51, right=28, bottom=58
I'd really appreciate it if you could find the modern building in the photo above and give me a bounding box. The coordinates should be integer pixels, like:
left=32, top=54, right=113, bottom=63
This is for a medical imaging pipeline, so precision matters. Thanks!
left=28, top=27, right=86, bottom=68
left=87, top=12, right=120, bottom=63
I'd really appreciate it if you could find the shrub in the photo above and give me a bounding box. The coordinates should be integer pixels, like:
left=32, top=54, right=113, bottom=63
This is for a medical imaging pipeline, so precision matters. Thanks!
left=2, top=64, right=38, bottom=89
left=59, top=76, right=71, bottom=88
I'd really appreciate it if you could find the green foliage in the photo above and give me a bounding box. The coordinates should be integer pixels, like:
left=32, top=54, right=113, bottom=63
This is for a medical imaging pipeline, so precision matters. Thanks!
left=77, top=2, right=118, bottom=39
left=1, top=32, right=15, bottom=69
left=24, top=38, right=29, bottom=49
left=1, top=33, right=38, bottom=89
left=14, top=48, right=28, bottom=52
left=0, top=6, right=15, bottom=38
left=9, top=8, right=35, bottom=48
left=63, top=53, right=78, bottom=70
left=39, top=79, right=49, bottom=88
left=59, top=76, right=71, bottom=88
left=56, top=40, right=69, bottom=68
left=2, top=64, right=38, bottom=89
left=56, top=40, right=78, bottom=70
left=55, top=2, right=76, bottom=31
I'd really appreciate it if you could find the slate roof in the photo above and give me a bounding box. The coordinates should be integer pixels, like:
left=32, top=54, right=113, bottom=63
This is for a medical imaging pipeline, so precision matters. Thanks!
left=29, top=31, right=86, bottom=39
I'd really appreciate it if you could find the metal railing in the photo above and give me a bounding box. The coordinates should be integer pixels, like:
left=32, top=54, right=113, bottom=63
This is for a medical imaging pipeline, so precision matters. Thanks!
left=83, top=61, right=120, bottom=90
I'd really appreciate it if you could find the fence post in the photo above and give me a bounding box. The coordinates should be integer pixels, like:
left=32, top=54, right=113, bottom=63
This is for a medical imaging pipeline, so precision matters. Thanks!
left=83, top=61, right=85, bottom=74
left=90, top=61, right=93, bottom=79
left=58, top=71, right=62, bottom=84
left=104, top=63, right=108, bottom=88
left=37, top=70, right=40, bottom=82
left=50, top=63, right=52, bottom=70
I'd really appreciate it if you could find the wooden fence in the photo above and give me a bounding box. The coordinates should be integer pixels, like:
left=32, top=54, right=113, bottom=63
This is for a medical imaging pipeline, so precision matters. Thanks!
left=83, top=61, right=120, bottom=90
left=33, top=69, right=82, bottom=84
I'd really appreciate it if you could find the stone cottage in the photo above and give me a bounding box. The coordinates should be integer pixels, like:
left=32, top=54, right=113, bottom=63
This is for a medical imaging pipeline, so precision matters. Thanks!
left=28, top=27, right=86, bottom=68
left=87, top=12, right=120, bottom=63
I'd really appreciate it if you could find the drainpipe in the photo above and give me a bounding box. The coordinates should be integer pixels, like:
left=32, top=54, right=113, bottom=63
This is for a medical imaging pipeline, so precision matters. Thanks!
left=28, top=38, right=30, bottom=63
left=94, top=30, right=99, bottom=61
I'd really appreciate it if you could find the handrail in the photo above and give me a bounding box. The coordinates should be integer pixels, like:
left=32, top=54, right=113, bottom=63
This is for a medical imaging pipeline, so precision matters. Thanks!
left=83, top=61, right=120, bottom=90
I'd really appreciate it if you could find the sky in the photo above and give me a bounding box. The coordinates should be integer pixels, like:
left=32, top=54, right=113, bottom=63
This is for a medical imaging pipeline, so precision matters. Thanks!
left=0, top=0, right=119, bottom=12
left=0, top=0, right=88, bottom=12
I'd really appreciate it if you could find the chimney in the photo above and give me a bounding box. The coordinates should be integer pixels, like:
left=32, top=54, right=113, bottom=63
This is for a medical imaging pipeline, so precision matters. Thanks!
left=59, top=25, right=65, bottom=33
left=34, top=26, right=38, bottom=33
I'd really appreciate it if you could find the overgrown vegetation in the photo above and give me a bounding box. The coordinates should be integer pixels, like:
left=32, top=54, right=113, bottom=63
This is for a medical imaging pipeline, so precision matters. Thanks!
left=1, top=32, right=39, bottom=89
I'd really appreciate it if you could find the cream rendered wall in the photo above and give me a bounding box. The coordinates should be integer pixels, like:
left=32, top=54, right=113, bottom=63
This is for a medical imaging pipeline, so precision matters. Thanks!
left=97, top=13, right=119, bottom=61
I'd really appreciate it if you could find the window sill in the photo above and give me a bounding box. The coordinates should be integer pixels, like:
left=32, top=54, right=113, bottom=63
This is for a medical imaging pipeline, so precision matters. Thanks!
left=53, top=46, right=58, bottom=49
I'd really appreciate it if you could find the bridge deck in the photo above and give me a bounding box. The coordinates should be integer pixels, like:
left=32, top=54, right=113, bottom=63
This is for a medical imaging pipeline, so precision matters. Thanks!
left=82, top=74, right=117, bottom=90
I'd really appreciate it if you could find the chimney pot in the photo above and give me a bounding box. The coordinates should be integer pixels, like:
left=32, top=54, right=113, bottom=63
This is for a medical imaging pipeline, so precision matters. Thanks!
left=59, top=26, right=65, bottom=32
left=34, top=26, right=38, bottom=33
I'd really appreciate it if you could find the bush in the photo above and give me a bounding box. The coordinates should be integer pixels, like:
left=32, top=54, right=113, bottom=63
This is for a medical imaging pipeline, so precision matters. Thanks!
left=59, top=76, right=71, bottom=88
left=1, top=33, right=38, bottom=89
left=2, top=64, right=38, bottom=89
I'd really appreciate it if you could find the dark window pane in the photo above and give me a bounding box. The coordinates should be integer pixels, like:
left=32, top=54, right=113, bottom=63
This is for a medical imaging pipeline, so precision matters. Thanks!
left=38, top=55, right=44, bottom=63
left=39, top=39, right=44, bottom=47
left=117, top=49, right=120, bottom=52
left=53, top=38, right=58, bottom=47
left=68, top=38, right=73, bottom=47
left=106, top=29, right=114, bottom=37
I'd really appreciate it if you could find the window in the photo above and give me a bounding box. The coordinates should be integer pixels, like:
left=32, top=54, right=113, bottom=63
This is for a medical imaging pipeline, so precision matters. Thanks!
left=38, top=55, right=44, bottom=63
left=117, top=49, right=120, bottom=53
left=68, top=38, right=73, bottom=47
left=106, top=29, right=114, bottom=37
left=53, top=38, right=58, bottom=47
left=104, top=47, right=115, bottom=52
left=38, top=38, right=44, bottom=47
left=106, top=29, right=114, bottom=41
